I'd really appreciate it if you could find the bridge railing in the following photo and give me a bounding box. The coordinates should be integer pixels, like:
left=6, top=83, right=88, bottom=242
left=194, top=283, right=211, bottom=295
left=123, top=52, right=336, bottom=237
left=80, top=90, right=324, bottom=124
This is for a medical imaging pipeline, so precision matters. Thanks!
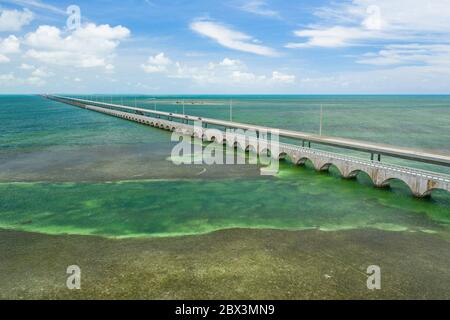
left=50, top=95, right=450, bottom=183
left=275, top=142, right=450, bottom=182
left=223, top=134, right=450, bottom=182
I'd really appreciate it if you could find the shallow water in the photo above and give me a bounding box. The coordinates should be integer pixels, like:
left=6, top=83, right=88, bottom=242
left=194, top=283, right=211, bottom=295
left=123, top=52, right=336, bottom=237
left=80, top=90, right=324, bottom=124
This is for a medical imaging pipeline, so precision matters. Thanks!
left=0, top=95, right=449, bottom=238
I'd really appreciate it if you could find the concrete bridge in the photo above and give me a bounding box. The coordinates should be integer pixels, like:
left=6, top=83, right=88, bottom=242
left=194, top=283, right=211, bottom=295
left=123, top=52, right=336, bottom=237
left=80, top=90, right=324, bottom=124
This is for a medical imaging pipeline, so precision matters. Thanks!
left=45, top=95, right=450, bottom=198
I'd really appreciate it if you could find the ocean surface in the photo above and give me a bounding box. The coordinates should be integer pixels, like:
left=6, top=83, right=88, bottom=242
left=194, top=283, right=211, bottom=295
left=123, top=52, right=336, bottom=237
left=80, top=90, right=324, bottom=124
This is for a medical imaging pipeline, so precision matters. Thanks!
left=0, top=95, right=449, bottom=238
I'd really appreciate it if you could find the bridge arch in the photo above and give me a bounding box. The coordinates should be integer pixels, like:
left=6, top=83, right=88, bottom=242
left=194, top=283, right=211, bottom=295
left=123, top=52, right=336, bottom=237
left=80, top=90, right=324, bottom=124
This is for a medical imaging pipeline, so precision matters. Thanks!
left=318, top=162, right=333, bottom=172
left=280, top=152, right=296, bottom=164
left=345, top=169, right=365, bottom=179
left=259, top=147, right=272, bottom=158
left=295, top=157, right=312, bottom=166
left=378, top=177, right=415, bottom=196
left=340, top=169, right=376, bottom=187
left=277, top=152, right=288, bottom=160
left=319, top=163, right=345, bottom=177
left=245, top=144, right=257, bottom=153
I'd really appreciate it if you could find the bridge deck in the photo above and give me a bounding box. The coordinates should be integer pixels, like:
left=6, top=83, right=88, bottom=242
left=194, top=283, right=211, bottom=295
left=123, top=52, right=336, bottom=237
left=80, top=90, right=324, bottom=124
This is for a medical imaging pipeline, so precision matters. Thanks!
left=50, top=95, right=450, bottom=167
left=44, top=96, right=450, bottom=196
left=84, top=102, right=450, bottom=183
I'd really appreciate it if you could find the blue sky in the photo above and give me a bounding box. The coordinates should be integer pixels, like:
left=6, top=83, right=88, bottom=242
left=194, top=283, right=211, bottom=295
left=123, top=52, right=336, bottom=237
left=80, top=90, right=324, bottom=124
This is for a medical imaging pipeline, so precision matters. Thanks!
left=1, top=0, right=450, bottom=94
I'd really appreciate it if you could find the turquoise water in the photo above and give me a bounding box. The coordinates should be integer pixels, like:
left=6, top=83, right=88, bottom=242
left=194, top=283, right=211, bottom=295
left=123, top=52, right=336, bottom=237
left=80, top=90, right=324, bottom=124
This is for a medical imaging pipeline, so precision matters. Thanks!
left=0, top=95, right=449, bottom=238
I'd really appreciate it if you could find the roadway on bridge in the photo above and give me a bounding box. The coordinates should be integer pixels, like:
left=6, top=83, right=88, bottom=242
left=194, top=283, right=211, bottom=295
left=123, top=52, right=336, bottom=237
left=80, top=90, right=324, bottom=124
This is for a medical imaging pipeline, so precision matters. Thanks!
left=50, top=95, right=450, bottom=167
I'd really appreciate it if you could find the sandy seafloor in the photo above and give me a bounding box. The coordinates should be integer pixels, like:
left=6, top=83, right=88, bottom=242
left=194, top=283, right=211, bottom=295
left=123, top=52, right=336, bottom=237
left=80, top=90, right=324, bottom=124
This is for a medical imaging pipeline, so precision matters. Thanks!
left=1, top=228, right=449, bottom=299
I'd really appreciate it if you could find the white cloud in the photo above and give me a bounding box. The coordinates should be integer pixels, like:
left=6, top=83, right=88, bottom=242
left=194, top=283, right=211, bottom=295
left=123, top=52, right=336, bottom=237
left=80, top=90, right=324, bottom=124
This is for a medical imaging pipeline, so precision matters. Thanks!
left=0, top=73, right=15, bottom=81
left=0, top=35, right=20, bottom=53
left=19, top=63, right=35, bottom=70
left=231, top=70, right=258, bottom=82
left=3, top=0, right=66, bottom=15
left=0, top=8, right=34, bottom=32
left=271, top=71, right=295, bottom=83
left=141, top=65, right=165, bottom=73
left=24, top=23, right=130, bottom=69
left=295, top=63, right=450, bottom=93
left=190, top=20, right=278, bottom=57
left=283, top=0, right=450, bottom=92
left=286, top=26, right=386, bottom=49
left=147, top=52, right=171, bottom=65
left=286, top=0, right=450, bottom=48
left=104, top=63, right=115, bottom=73
left=141, top=53, right=295, bottom=87
left=207, top=58, right=243, bottom=70
left=0, top=55, right=10, bottom=63
left=0, top=35, right=20, bottom=63
left=219, top=58, right=241, bottom=67
left=141, top=52, right=172, bottom=73
left=26, top=76, right=45, bottom=86
left=31, top=67, right=53, bottom=78
left=357, top=44, right=450, bottom=67
left=286, top=26, right=377, bottom=48
left=169, top=56, right=247, bottom=82
left=0, top=69, right=54, bottom=87
left=239, top=0, right=280, bottom=18
left=313, top=0, right=450, bottom=34
left=171, top=62, right=208, bottom=81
